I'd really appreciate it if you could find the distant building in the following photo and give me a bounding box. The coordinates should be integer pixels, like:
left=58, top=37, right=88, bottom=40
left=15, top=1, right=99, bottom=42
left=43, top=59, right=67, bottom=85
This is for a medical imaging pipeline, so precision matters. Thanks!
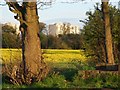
left=48, top=22, right=80, bottom=36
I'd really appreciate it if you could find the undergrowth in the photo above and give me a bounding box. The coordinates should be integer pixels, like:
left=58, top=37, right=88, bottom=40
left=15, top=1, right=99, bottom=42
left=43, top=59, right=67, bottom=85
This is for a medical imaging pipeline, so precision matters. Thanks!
left=2, top=70, right=119, bottom=89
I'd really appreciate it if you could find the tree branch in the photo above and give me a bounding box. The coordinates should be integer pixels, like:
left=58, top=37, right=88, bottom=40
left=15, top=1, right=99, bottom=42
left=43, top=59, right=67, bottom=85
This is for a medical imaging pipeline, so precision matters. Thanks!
left=6, top=1, right=28, bottom=25
left=37, top=0, right=56, bottom=10
left=6, top=0, right=22, bottom=11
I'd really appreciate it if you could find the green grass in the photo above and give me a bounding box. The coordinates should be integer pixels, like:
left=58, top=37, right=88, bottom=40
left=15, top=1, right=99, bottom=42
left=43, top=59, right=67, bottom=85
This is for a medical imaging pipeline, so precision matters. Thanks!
left=1, top=49, right=94, bottom=82
left=1, top=49, right=118, bottom=89
left=2, top=72, right=119, bottom=88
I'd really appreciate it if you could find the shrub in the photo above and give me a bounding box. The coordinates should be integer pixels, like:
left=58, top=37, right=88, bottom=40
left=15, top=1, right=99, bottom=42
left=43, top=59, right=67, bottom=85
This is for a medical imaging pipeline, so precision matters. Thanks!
left=72, top=74, right=86, bottom=88
left=101, top=73, right=118, bottom=88
left=32, top=72, right=69, bottom=88
left=2, top=58, right=49, bottom=85
left=85, top=73, right=118, bottom=88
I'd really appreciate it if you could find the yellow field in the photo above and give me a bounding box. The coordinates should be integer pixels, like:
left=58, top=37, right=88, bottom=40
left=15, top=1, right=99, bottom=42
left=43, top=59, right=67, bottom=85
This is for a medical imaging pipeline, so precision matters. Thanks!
left=0, top=49, right=88, bottom=64
left=43, top=49, right=87, bottom=63
left=0, top=49, right=22, bottom=64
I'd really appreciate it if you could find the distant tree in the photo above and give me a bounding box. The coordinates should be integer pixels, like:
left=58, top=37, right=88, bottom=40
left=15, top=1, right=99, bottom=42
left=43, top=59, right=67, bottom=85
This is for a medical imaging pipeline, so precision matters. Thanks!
left=2, top=24, right=16, bottom=34
left=47, top=35, right=69, bottom=49
left=40, top=33, right=82, bottom=49
left=59, top=34, right=81, bottom=49
left=39, top=32, right=48, bottom=49
left=39, top=22, right=46, bottom=32
left=60, top=23, right=71, bottom=35
left=2, top=24, right=21, bottom=48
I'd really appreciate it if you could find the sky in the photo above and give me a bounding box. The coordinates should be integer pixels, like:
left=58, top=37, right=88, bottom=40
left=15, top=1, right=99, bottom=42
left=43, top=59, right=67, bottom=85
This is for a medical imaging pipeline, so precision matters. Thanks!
left=0, top=0, right=119, bottom=28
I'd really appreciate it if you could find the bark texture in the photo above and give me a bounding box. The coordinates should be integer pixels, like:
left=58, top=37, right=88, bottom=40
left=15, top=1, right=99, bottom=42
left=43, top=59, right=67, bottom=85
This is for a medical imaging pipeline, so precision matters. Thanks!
left=22, top=2, right=48, bottom=83
left=102, top=1, right=114, bottom=64
left=6, top=1, right=49, bottom=84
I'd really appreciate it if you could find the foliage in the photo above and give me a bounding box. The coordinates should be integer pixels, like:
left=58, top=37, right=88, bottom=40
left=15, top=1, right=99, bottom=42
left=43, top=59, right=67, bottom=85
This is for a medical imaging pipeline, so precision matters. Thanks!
left=40, top=33, right=48, bottom=49
left=40, top=33, right=68, bottom=49
left=59, top=34, right=82, bottom=49
left=47, top=35, right=69, bottom=49
left=40, top=33, right=82, bottom=49
left=2, top=24, right=21, bottom=48
left=39, top=22, right=46, bottom=32
left=2, top=83, right=28, bottom=88
left=2, top=24, right=16, bottom=34
left=31, top=73, right=68, bottom=88
left=81, top=4, right=120, bottom=63
left=85, top=73, right=119, bottom=88
left=72, top=71, right=119, bottom=88
left=2, top=23, right=82, bottom=49
left=72, top=74, right=86, bottom=88
left=2, top=70, right=119, bottom=88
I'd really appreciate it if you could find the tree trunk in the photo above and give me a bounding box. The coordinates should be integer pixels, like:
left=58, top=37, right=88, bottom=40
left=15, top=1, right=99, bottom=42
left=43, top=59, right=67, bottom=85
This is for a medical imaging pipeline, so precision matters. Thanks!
left=6, top=1, right=49, bottom=84
left=102, top=1, right=114, bottom=64
left=100, top=42, right=106, bottom=63
left=21, top=2, right=48, bottom=83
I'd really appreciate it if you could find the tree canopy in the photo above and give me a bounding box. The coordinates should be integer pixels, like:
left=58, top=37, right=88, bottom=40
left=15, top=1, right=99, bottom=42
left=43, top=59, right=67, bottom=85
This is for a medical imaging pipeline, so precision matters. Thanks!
left=81, top=4, right=120, bottom=63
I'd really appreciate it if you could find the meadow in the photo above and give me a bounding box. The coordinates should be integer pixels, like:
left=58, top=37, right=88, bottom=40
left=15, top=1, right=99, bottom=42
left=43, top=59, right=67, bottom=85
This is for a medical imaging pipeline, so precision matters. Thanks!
left=0, top=49, right=87, bottom=62
left=0, top=49, right=90, bottom=69
left=1, top=49, right=119, bottom=88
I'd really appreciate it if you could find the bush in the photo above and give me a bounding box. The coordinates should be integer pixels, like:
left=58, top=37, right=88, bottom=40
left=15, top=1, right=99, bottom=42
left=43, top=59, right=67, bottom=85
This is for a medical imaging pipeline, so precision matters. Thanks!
left=72, top=71, right=118, bottom=88
left=2, top=58, right=49, bottom=85
left=32, top=73, right=69, bottom=88
left=101, top=73, right=118, bottom=88
left=72, top=74, right=86, bottom=88
left=2, top=70, right=118, bottom=88
left=85, top=73, right=118, bottom=88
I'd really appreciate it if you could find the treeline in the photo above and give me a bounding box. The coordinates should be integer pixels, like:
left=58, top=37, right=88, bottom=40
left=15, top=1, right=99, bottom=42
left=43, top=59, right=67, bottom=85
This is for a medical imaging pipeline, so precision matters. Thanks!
left=40, top=33, right=83, bottom=49
left=2, top=24, right=21, bottom=48
left=2, top=24, right=82, bottom=49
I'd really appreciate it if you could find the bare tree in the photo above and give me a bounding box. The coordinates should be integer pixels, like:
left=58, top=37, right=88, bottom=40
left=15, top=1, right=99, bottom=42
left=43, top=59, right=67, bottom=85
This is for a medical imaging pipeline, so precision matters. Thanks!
left=61, top=23, right=71, bottom=35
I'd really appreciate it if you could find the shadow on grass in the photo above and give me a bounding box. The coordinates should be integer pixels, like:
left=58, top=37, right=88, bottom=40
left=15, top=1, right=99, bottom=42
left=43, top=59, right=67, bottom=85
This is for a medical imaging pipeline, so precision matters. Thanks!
left=51, top=68, right=78, bottom=81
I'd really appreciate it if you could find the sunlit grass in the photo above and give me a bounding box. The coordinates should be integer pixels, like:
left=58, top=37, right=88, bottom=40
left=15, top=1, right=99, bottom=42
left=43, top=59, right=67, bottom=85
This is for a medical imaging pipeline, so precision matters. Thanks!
left=43, top=49, right=87, bottom=63
left=1, top=49, right=118, bottom=88
left=0, top=49, right=22, bottom=64
left=0, top=49, right=88, bottom=64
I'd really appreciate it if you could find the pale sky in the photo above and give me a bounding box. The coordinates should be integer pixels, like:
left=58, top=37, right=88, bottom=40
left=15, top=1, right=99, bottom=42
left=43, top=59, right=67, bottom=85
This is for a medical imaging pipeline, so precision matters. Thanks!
left=0, top=0, right=119, bottom=28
